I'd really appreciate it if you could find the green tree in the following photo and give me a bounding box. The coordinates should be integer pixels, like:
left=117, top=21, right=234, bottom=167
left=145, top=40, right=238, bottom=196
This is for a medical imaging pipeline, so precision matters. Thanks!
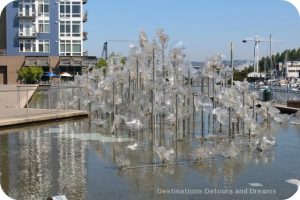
left=233, top=66, right=254, bottom=81
left=290, top=49, right=297, bottom=61
left=96, top=57, right=108, bottom=75
left=17, top=66, right=43, bottom=84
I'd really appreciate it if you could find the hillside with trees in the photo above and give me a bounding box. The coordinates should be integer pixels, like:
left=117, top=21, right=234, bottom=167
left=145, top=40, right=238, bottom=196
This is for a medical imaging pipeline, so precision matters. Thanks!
left=259, top=48, right=300, bottom=72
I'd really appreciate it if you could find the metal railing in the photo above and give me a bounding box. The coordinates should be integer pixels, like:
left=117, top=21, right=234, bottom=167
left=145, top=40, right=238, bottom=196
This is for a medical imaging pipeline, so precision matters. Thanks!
left=0, top=85, right=84, bottom=120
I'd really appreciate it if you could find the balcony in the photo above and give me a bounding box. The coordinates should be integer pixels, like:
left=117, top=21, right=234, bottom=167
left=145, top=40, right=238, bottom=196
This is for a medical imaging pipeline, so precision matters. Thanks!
left=83, top=32, right=88, bottom=41
left=18, top=32, right=37, bottom=39
left=83, top=50, right=88, bottom=56
left=82, top=0, right=87, bottom=4
left=83, top=11, right=88, bottom=22
left=17, top=13, right=36, bottom=19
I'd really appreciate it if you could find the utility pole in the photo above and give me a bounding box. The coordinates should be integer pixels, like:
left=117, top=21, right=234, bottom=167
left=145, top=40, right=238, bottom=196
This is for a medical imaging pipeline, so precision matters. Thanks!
left=270, top=34, right=273, bottom=80
left=230, top=42, right=234, bottom=86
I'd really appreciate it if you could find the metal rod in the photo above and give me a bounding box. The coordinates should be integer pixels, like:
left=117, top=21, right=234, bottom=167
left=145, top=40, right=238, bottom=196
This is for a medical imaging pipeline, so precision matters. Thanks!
left=26, top=89, right=28, bottom=115
left=175, top=94, right=178, bottom=141
left=230, top=42, right=234, bottom=86
left=48, top=87, right=51, bottom=109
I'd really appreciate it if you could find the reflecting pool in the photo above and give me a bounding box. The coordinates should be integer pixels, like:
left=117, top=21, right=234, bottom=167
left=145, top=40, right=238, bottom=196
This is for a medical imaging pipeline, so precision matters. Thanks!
left=0, top=119, right=299, bottom=200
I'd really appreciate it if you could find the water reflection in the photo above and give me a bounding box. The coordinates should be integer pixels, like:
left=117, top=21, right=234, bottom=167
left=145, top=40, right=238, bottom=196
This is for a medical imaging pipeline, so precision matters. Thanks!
left=0, top=122, right=87, bottom=200
left=0, top=120, right=299, bottom=200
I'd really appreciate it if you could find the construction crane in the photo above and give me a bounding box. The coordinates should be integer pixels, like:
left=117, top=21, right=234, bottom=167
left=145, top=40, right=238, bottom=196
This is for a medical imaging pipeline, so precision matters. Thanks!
left=101, top=40, right=137, bottom=60
left=243, top=35, right=280, bottom=75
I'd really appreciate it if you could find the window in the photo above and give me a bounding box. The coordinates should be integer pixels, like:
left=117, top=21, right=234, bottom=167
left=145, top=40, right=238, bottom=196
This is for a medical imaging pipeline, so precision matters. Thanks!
left=60, top=2, right=71, bottom=17
left=60, top=21, right=71, bottom=37
left=60, top=21, right=80, bottom=37
left=72, top=40, right=81, bottom=53
left=19, top=40, right=36, bottom=52
left=19, top=20, right=35, bottom=36
left=38, top=40, right=50, bottom=52
left=72, top=2, right=81, bottom=17
left=18, top=1, right=35, bottom=17
left=38, top=0, right=50, bottom=17
left=19, top=40, right=50, bottom=53
left=60, top=40, right=81, bottom=56
left=38, top=20, right=50, bottom=33
left=60, top=1, right=81, bottom=18
left=72, top=21, right=80, bottom=37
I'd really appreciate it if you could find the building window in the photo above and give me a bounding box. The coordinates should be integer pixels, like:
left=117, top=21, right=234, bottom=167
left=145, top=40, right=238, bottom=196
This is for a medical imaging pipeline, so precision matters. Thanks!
left=72, top=2, right=81, bottom=17
left=19, top=40, right=50, bottom=53
left=19, top=20, right=36, bottom=36
left=60, top=40, right=81, bottom=56
left=60, top=21, right=71, bottom=37
left=19, top=40, right=36, bottom=52
left=60, top=21, right=81, bottom=37
left=72, top=40, right=81, bottom=54
left=72, top=21, right=80, bottom=37
left=18, top=1, right=35, bottom=17
left=38, top=40, right=50, bottom=52
left=38, top=0, right=50, bottom=17
left=60, top=1, right=81, bottom=18
left=38, top=20, right=50, bottom=33
left=60, top=2, right=71, bottom=17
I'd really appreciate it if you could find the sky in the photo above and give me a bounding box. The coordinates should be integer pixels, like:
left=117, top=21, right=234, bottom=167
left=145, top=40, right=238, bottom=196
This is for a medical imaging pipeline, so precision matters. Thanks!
left=84, top=0, right=300, bottom=61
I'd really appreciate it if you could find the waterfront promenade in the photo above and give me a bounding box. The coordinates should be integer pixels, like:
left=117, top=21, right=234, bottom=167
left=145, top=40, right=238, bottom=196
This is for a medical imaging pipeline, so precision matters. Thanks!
left=0, top=84, right=88, bottom=128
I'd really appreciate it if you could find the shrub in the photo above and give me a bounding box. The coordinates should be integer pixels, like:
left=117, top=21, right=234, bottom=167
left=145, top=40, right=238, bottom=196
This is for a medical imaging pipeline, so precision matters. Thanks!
left=17, top=66, right=43, bottom=84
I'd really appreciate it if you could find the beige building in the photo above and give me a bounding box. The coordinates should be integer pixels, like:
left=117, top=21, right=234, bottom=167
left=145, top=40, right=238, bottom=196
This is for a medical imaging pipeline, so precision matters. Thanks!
left=279, top=61, right=300, bottom=78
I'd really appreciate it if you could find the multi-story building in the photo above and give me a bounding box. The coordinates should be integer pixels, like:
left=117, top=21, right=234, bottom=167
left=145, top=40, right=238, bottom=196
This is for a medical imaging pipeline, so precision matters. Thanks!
left=6, top=0, right=87, bottom=56
left=0, top=0, right=96, bottom=84
left=278, top=61, right=300, bottom=78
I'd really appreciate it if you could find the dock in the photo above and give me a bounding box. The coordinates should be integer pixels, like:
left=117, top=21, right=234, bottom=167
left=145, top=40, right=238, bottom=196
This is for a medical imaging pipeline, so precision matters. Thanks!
left=274, top=104, right=300, bottom=114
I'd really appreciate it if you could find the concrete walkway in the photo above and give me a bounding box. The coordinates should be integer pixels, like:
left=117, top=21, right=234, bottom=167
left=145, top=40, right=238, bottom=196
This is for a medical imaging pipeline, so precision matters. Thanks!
left=0, top=108, right=88, bottom=127
left=0, top=84, right=38, bottom=108
left=0, top=84, right=89, bottom=128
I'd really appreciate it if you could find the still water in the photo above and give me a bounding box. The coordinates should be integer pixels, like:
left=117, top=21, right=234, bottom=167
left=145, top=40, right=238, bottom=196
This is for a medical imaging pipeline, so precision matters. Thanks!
left=0, top=118, right=299, bottom=200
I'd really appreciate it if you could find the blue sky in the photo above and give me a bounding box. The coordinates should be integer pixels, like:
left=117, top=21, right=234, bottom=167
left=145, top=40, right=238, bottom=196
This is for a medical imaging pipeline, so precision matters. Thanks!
left=84, top=0, right=300, bottom=61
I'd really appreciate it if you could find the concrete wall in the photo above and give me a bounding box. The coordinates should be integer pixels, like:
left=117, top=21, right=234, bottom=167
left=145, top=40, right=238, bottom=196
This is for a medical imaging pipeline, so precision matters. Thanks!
left=0, top=56, right=25, bottom=84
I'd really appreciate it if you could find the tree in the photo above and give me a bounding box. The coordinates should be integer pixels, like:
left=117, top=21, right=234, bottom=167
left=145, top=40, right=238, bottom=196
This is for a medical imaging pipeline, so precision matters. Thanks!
left=290, top=49, right=297, bottom=61
left=95, top=57, right=108, bottom=75
left=17, top=66, right=43, bottom=84
left=233, top=66, right=253, bottom=81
